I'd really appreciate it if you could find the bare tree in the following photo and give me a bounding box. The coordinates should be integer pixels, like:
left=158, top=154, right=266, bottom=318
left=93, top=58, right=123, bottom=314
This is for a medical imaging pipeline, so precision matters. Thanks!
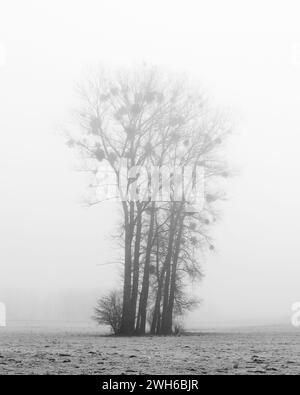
left=93, top=291, right=122, bottom=335
left=67, top=65, right=230, bottom=335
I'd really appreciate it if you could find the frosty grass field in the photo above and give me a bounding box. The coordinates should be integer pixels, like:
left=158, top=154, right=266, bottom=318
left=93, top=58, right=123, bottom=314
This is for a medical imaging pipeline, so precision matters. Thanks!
left=0, top=326, right=300, bottom=375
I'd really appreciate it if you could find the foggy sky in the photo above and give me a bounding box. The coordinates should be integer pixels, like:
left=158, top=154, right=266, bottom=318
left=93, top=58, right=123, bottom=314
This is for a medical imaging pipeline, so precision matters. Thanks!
left=1, top=0, right=300, bottom=328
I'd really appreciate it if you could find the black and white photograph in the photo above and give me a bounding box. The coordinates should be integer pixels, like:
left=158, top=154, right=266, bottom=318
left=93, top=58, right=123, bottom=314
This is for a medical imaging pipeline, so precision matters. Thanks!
left=1, top=0, right=300, bottom=380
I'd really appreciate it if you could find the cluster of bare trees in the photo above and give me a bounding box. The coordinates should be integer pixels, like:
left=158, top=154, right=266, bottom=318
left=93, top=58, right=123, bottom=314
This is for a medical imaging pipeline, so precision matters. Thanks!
left=67, top=66, right=230, bottom=335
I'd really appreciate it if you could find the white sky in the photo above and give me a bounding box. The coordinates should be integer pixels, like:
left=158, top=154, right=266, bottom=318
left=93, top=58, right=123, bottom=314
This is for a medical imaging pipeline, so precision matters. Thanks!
left=1, top=0, right=300, bottom=327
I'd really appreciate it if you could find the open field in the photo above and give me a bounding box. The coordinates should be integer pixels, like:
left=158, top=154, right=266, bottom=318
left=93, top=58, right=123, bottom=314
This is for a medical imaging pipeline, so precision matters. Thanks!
left=0, top=327, right=300, bottom=375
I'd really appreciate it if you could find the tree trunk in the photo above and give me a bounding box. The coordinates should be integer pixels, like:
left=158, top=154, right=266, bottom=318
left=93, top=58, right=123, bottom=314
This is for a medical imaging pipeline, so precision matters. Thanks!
left=120, top=201, right=133, bottom=335
left=151, top=237, right=163, bottom=334
left=136, top=202, right=155, bottom=334
left=151, top=268, right=165, bottom=334
left=130, top=203, right=142, bottom=332
left=165, top=214, right=184, bottom=334
left=160, top=208, right=177, bottom=335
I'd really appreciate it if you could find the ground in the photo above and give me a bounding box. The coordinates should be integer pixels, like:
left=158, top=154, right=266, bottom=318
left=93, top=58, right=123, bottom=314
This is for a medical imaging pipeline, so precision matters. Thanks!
left=0, top=327, right=300, bottom=375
